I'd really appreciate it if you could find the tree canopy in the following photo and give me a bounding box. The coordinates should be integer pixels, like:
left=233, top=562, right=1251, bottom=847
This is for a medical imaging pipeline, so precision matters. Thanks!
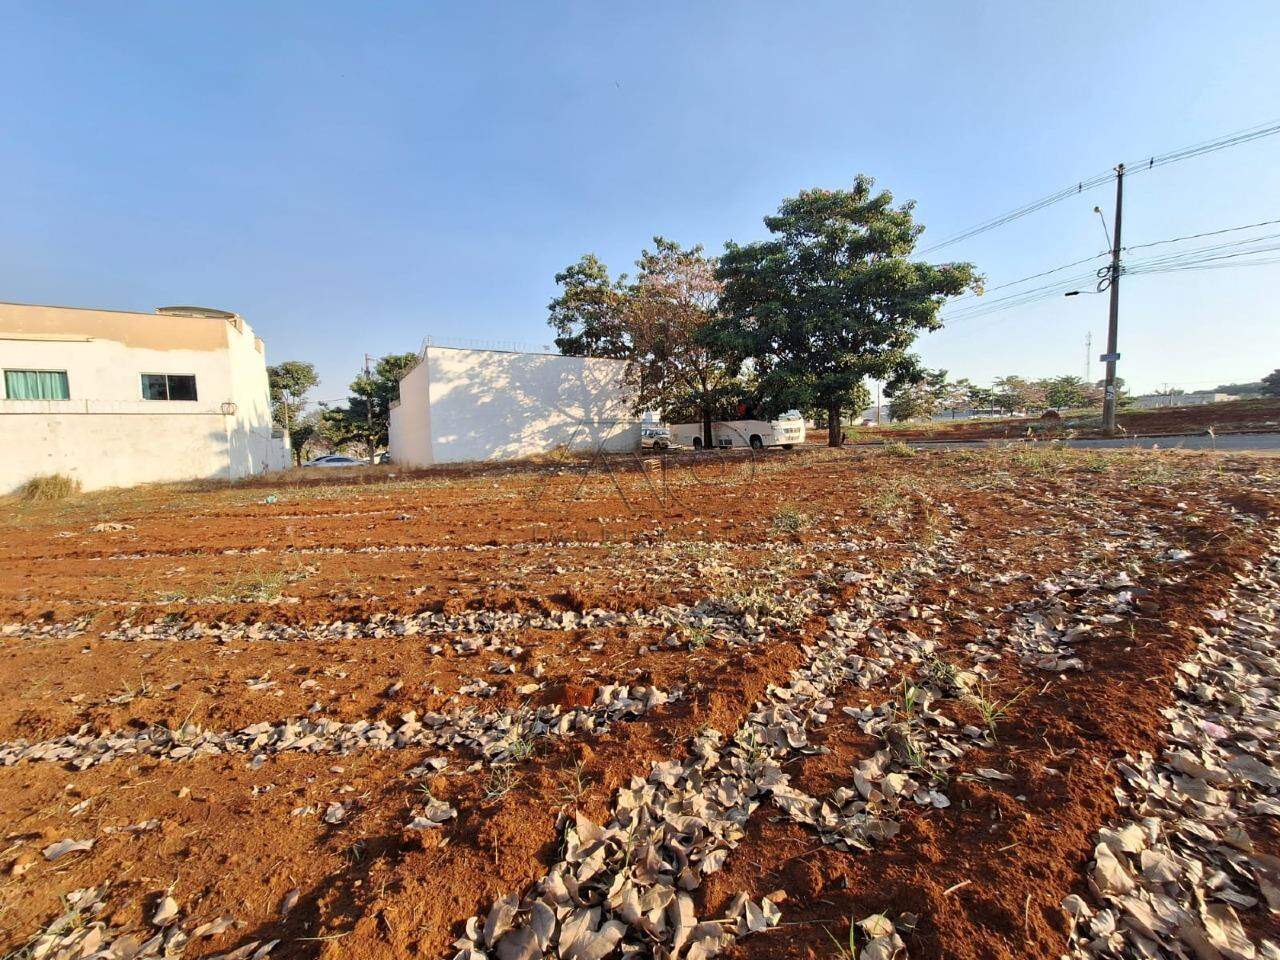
left=267, top=360, right=320, bottom=465
left=549, top=238, right=735, bottom=446
left=712, top=175, right=980, bottom=444
left=323, top=353, right=418, bottom=461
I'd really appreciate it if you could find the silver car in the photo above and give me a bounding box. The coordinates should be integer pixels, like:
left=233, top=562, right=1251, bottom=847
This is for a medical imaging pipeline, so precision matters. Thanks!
left=302, top=455, right=367, bottom=468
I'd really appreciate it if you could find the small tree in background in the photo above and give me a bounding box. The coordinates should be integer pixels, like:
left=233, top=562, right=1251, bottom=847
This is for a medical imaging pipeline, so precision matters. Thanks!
left=992, top=376, right=1046, bottom=413
left=1042, top=375, right=1102, bottom=410
left=713, top=175, right=980, bottom=446
left=1262, top=369, right=1280, bottom=397
left=886, top=368, right=952, bottom=422
left=323, top=353, right=418, bottom=462
left=267, top=360, right=320, bottom=466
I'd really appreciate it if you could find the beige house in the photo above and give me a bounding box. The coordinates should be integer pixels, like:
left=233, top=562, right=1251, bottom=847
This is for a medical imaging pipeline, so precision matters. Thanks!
left=0, top=301, right=290, bottom=493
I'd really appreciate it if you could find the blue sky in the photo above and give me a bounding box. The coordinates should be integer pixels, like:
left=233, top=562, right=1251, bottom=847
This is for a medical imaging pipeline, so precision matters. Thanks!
left=2, top=1, right=1277, bottom=401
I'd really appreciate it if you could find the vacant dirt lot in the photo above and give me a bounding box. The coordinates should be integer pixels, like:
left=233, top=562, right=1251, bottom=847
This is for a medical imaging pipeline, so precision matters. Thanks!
left=3, top=446, right=1279, bottom=960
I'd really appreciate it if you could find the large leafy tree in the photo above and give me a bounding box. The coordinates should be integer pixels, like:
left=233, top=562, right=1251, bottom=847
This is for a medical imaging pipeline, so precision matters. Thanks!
left=1262, top=369, right=1280, bottom=397
left=267, top=360, right=320, bottom=466
left=323, top=353, right=418, bottom=462
left=628, top=238, right=735, bottom=446
left=713, top=175, right=979, bottom=446
left=549, top=238, right=734, bottom=447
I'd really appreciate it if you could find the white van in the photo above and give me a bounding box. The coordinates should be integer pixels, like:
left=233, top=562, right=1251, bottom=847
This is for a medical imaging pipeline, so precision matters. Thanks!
left=669, top=411, right=806, bottom=450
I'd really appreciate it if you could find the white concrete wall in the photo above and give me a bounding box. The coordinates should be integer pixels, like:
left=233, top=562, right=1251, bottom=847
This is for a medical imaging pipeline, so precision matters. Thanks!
left=390, top=347, right=639, bottom=467
left=0, top=303, right=284, bottom=493
left=223, top=318, right=283, bottom=478
left=388, top=358, right=433, bottom=467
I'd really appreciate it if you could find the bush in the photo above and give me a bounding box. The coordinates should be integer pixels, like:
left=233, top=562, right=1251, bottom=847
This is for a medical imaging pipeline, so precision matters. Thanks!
left=18, top=474, right=81, bottom=502
left=879, top=441, right=916, bottom=459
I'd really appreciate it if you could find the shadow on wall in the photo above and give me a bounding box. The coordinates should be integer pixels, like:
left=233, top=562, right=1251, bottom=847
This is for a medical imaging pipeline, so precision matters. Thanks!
left=427, top=350, right=639, bottom=462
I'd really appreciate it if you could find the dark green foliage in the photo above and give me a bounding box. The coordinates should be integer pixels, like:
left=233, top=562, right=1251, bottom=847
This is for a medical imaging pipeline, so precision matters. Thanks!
left=712, top=175, right=979, bottom=445
left=323, top=353, right=419, bottom=460
left=267, top=360, right=320, bottom=465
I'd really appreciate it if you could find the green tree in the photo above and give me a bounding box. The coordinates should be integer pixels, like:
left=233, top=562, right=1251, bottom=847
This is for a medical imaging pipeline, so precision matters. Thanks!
left=549, top=255, right=632, bottom=359
left=324, top=353, right=419, bottom=462
left=1042, top=375, right=1101, bottom=410
left=1261, top=369, right=1280, bottom=397
left=267, top=360, right=320, bottom=466
left=965, top=382, right=997, bottom=411
left=288, top=409, right=329, bottom=464
left=887, top=368, right=951, bottom=422
left=713, top=175, right=980, bottom=446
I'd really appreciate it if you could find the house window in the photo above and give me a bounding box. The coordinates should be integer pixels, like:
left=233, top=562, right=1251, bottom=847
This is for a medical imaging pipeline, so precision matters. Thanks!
left=141, top=373, right=198, bottom=401
left=4, top=369, right=70, bottom=400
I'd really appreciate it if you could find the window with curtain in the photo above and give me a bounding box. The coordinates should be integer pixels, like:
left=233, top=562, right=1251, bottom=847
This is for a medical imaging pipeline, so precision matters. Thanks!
left=141, top=373, right=198, bottom=401
left=4, top=369, right=70, bottom=400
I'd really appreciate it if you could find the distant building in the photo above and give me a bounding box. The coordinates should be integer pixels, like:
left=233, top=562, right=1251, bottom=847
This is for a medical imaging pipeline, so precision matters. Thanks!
left=1, top=301, right=290, bottom=493
left=389, top=345, right=639, bottom=466
left=1129, top=392, right=1232, bottom=410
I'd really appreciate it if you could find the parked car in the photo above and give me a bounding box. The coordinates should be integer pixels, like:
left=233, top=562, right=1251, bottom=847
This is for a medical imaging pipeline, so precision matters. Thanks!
left=640, top=426, right=671, bottom=450
left=302, top=455, right=367, bottom=468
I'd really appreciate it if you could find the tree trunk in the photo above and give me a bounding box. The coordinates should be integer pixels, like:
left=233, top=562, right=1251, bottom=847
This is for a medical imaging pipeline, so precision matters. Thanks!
left=827, top=399, right=842, bottom=447
left=702, top=407, right=714, bottom=449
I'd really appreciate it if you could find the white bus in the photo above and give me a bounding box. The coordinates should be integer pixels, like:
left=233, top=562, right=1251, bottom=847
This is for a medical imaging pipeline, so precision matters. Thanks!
left=669, top=411, right=806, bottom=450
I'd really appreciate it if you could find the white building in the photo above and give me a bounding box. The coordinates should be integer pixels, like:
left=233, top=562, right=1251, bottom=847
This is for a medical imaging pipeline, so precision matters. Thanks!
left=1, top=301, right=290, bottom=493
left=389, top=345, right=639, bottom=466
left=1129, top=391, right=1232, bottom=410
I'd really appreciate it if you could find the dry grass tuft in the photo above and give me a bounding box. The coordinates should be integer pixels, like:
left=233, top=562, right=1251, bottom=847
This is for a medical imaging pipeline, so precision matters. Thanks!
left=18, top=473, right=81, bottom=502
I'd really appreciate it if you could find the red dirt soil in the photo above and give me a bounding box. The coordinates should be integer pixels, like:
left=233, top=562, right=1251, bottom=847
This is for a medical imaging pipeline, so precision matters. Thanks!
left=1, top=447, right=1276, bottom=960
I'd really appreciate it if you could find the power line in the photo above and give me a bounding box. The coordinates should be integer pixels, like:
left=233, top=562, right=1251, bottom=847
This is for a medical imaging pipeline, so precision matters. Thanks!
left=1144, top=256, right=1280, bottom=273
left=1128, top=243, right=1280, bottom=274
left=918, top=118, right=1280, bottom=256
left=1125, top=118, right=1280, bottom=173
left=1123, top=216, right=1280, bottom=252
left=945, top=220, right=1280, bottom=316
left=947, top=250, right=1109, bottom=303
left=1125, top=233, right=1280, bottom=271
left=941, top=272, right=1101, bottom=322
left=917, top=172, right=1114, bottom=254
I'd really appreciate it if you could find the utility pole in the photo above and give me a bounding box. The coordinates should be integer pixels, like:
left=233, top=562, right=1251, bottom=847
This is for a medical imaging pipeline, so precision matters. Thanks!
left=363, top=353, right=375, bottom=464
left=1084, top=331, right=1092, bottom=385
left=1101, top=164, right=1124, bottom=434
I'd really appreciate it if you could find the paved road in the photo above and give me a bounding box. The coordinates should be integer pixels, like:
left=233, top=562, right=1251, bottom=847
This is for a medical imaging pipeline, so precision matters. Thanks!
left=863, top=432, right=1280, bottom=453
